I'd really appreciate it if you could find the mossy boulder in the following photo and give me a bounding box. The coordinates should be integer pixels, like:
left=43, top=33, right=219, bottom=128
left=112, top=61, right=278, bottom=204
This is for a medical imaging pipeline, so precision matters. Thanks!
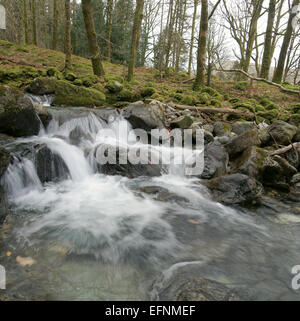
left=141, top=87, right=156, bottom=98
left=104, top=74, right=124, bottom=84
left=73, top=79, right=83, bottom=86
left=213, top=121, right=231, bottom=137
left=82, top=75, right=99, bottom=87
left=287, top=103, right=300, bottom=114
left=0, top=85, right=41, bottom=137
left=256, top=110, right=279, bottom=123
left=181, top=95, right=196, bottom=106
left=231, top=121, right=256, bottom=136
left=26, top=77, right=57, bottom=95
left=27, top=77, right=106, bottom=107
left=201, top=86, right=222, bottom=99
left=46, top=67, right=62, bottom=79
left=64, top=72, right=77, bottom=82
left=197, top=93, right=211, bottom=105
left=53, top=80, right=106, bottom=107
left=118, top=89, right=134, bottom=101
left=170, top=115, right=193, bottom=129
left=233, top=102, right=255, bottom=113
left=105, top=80, right=123, bottom=93
left=225, top=129, right=261, bottom=159
left=267, top=120, right=297, bottom=146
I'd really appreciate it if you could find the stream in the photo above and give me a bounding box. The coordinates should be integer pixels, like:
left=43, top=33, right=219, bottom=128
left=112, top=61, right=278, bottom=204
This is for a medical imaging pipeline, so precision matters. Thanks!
left=1, top=99, right=300, bottom=301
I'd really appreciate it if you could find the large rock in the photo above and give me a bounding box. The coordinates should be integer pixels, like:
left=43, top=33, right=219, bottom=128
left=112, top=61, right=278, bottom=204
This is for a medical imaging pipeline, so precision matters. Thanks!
left=261, top=155, right=297, bottom=188
left=293, top=128, right=300, bottom=142
left=225, top=129, right=261, bottom=159
left=205, top=174, right=263, bottom=205
left=200, top=141, right=228, bottom=179
left=231, top=121, right=256, bottom=136
left=213, top=121, right=231, bottom=137
left=0, top=85, right=41, bottom=137
left=105, top=80, right=123, bottom=93
left=0, top=186, right=8, bottom=225
left=123, top=103, right=165, bottom=132
left=27, top=77, right=106, bottom=107
left=231, top=146, right=268, bottom=180
left=267, top=120, right=297, bottom=146
left=35, top=145, right=69, bottom=183
left=95, top=144, right=162, bottom=178
left=0, top=148, right=11, bottom=178
left=170, top=115, right=193, bottom=130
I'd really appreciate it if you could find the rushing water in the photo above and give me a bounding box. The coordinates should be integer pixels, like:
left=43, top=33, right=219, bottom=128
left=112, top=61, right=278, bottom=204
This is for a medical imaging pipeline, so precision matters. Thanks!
left=1, top=99, right=300, bottom=300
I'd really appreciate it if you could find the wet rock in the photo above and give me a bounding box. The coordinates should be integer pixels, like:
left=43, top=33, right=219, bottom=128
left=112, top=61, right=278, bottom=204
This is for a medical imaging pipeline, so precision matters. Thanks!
left=213, top=121, right=231, bottom=137
left=170, top=115, right=193, bottom=130
left=139, top=186, right=188, bottom=202
left=205, top=174, right=263, bottom=205
left=152, top=262, right=243, bottom=301
left=203, top=124, right=214, bottom=133
left=0, top=186, right=8, bottom=225
left=225, top=129, right=261, bottom=159
left=216, top=136, right=230, bottom=145
left=96, top=145, right=162, bottom=178
left=231, top=121, right=256, bottom=136
left=267, top=121, right=297, bottom=146
left=0, top=85, right=41, bottom=137
left=258, top=128, right=271, bottom=146
left=231, top=146, right=268, bottom=180
left=123, top=103, right=165, bottom=132
left=32, top=102, right=52, bottom=128
left=35, top=145, right=69, bottom=183
left=200, top=141, right=228, bottom=179
left=69, top=126, right=93, bottom=146
left=0, top=148, right=11, bottom=178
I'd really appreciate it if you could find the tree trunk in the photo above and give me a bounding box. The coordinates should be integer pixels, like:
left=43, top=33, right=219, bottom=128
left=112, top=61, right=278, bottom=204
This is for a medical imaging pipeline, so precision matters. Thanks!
left=188, top=0, right=198, bottom=75
left=52, top=0, right=58, bottom=50
left=106, top=0, right=113, bottom=62
left=64, top=0, right=72, bottom=70
left=260, top=0, right=276, bottom=79
left=127, top=0, right=144, bottom=82
left=272, top=0, right=300, bottom=84
left=82, top=0, right=105, bottom=76
left=165, top=0, right=175, bottom=70
left=31, top=0, right=37, bottom=45
left=193, top=0, right=208, bottom=90
left=243, top=0, right=263, bottom=73
left=22, top=0, right=28, bottom=45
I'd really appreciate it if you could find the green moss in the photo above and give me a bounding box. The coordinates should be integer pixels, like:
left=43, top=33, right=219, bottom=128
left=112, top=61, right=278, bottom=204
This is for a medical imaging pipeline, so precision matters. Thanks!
left=287, top=103, right=300, bottom=114
left=47, top=67, right=62, bottom=79
left=265, top=102, right=279, bottom=110
left=233, top=102, right=255, bottom=113
left=256, top=110, right=279, bottom=122
left=174, top=93, right=183, bottom=102
left=73, top=79, right=83, bottom=86
left=234, top=81, right=248, bottom=91
left=141, top=87, right=156, bottom=97
left=53, top=80, right=106, bottom=107
left=104, top=73, right=124, bottom=83
left=201, top=86, right=222, bottom=99
left=16, top=46, right=29, bottom=53
left=290, top=114, right=300, bottom=125
left=118, top=89, right=133, bottom=101
left=255, top=105, right=265, bottom=112
left=260, top=98, right=272, bottom=107
left=92, top=83, right=104, bottom=93
left=278, top=113, right=290, bottom=122
left=64, top=72, right=77, bottom=82
left=82, top=75, right=99, bottom=87
left=229, top=97, right=240, bottom=104
left=210, top=98, right=222, bottom=108
left=197, top=93, right=211, bottom=105
left=181, top=95, right=196, bottom=106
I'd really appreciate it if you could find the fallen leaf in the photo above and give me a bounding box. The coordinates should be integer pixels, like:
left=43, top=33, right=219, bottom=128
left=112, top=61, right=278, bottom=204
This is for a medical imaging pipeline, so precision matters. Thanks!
left=187, top=219, right=199, bottom=225
left=6, top=251, right=11, bottom=257
left=16, top=256, right=36, bottom=267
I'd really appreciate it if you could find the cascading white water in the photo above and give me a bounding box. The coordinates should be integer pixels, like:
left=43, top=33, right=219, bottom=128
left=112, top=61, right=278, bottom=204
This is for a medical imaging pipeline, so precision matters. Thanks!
left=4, top=101, right=299, bottom=301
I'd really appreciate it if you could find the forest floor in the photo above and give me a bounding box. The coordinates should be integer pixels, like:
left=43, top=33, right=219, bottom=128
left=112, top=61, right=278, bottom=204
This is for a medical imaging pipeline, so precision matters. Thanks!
left=0, top=40, right=299, bottom=124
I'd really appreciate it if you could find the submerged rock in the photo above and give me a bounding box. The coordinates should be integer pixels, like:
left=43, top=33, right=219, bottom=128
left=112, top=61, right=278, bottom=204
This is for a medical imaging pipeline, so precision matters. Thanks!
left=123, top=103, right=165, bottom=132
left=0, top=85, right=41, bottom=137
left=139, top=186, right=188, bottom=202
left=205, top=173, right=263, bottom=205
left=152, top=262, right=243, bottom=301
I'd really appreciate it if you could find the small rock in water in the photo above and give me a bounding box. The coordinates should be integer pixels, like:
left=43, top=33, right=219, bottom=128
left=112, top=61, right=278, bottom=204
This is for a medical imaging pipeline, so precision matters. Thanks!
left=16, top=256, right=36, bottom=267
